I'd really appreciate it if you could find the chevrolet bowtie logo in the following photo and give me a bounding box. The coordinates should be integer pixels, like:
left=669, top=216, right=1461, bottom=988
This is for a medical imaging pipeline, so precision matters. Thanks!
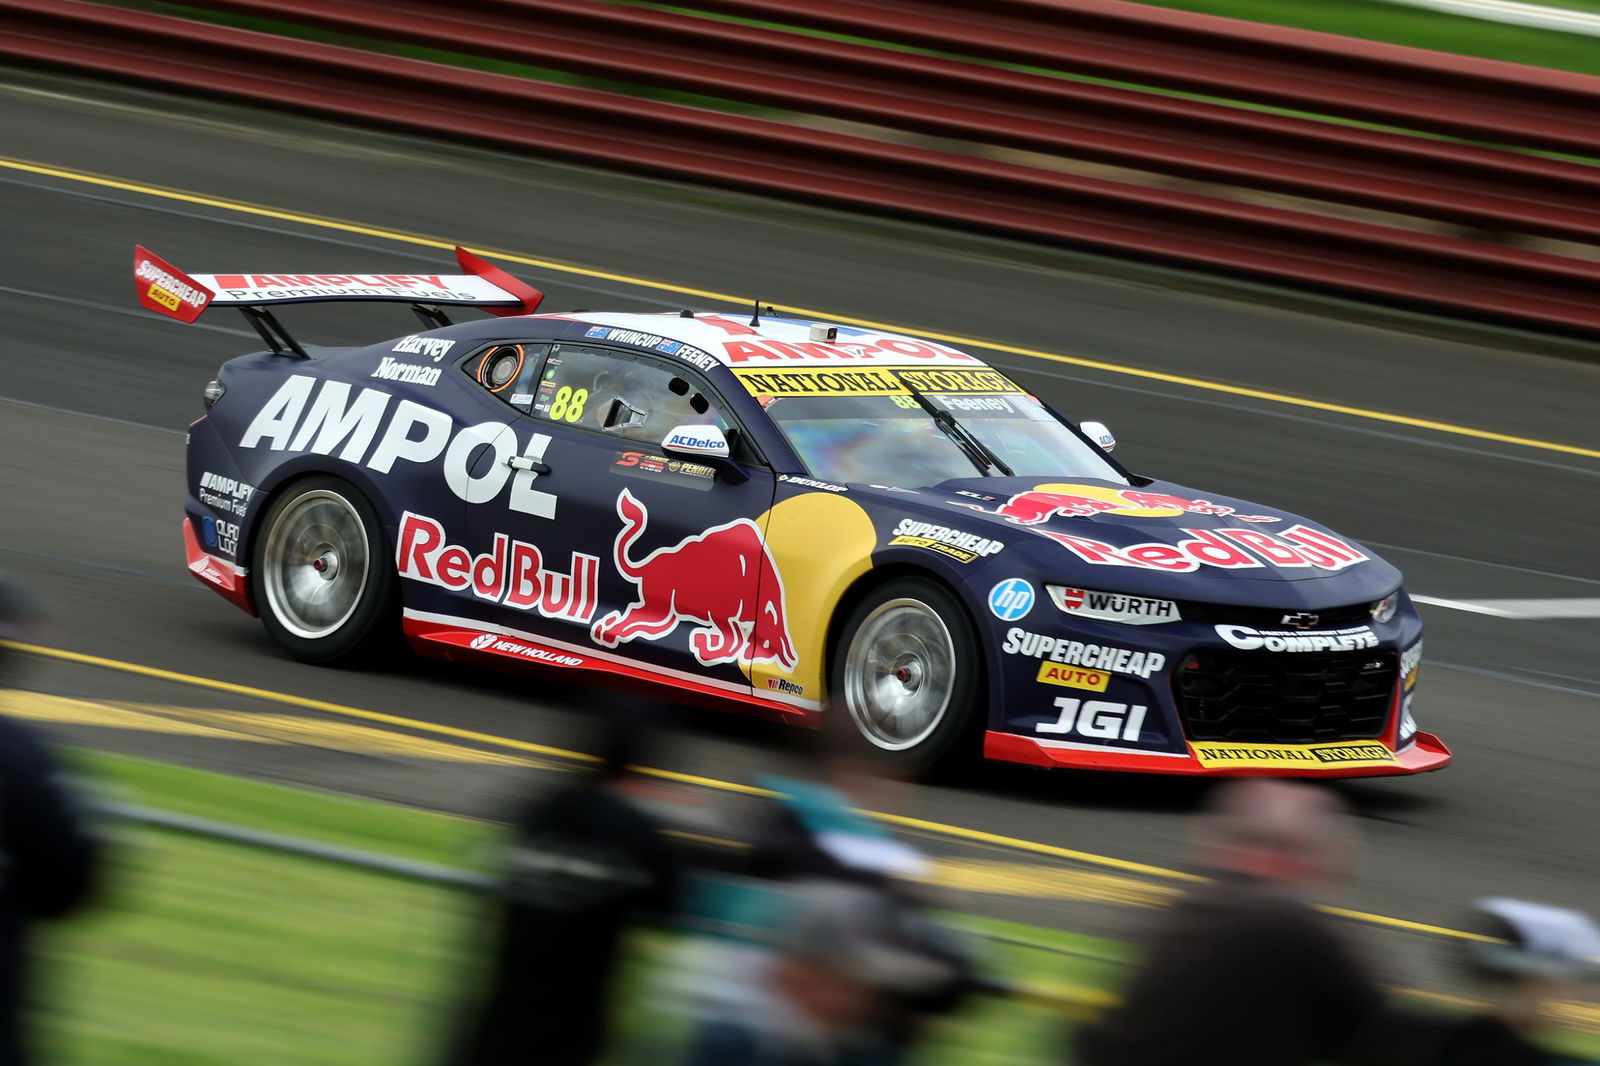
left=1281, top=612, right=1321, bottom=628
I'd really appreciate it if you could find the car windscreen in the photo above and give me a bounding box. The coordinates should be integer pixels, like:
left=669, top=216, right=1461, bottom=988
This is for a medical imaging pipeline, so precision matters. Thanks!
left=760, top=385, right=1127, bottom=486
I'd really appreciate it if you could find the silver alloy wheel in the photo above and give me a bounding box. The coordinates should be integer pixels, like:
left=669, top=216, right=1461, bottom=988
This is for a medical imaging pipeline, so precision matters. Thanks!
left=842, top=597, right=957, bottom=751
left=261, top=489, right=371, bottom=641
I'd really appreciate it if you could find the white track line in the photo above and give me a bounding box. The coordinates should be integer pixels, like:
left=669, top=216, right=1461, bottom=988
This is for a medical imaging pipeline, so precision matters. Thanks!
left=1412, top=595, right=1600, bottom=619
left=1384, top=0, right=1600, bottom=35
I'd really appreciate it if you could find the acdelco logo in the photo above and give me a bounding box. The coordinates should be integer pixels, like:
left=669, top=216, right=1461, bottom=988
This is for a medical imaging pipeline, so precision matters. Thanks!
left=666, top=433, right=719, bottom=450
left=241, top=375, right=554, bottom=517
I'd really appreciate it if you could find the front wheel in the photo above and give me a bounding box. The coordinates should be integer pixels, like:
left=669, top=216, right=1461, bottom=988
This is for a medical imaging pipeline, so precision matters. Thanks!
left=253, top=476, right=396, bottom=663
left=830, top=578, right=983, bottom=777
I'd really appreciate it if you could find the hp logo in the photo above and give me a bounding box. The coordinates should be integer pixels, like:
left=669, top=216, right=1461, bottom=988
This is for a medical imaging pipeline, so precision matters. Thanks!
left=988, top=578, right=1035, bottom=621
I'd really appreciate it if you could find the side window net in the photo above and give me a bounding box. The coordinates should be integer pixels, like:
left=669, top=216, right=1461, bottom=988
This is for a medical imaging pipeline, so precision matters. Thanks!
left=533, top=345, right=729, bottom=445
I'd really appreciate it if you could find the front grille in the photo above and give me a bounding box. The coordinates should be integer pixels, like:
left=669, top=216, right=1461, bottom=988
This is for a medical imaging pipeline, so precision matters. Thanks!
left=1176, top=600, right=1374, bottom=629
left=1175, top=650, right=1396, bottom=743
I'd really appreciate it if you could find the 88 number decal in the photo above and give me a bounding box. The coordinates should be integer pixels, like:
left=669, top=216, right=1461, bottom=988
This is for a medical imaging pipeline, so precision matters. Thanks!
left=548, top=386, right=589, bottom=423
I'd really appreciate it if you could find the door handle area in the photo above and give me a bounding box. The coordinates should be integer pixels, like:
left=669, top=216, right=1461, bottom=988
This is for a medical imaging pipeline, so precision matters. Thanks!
left=505, top=456, right=552, bottom=475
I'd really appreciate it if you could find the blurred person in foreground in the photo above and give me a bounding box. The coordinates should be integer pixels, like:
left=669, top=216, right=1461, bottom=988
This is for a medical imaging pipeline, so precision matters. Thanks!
left=0, top=580, right=101, bottom=1066
left=681, top=732, right=974, bottom=1066
left=445, top=709, right=685, bottom=1066
left=1076, top=777, right=1391, bottom=1066
left=1423, top=897, right=1600, bottom=1066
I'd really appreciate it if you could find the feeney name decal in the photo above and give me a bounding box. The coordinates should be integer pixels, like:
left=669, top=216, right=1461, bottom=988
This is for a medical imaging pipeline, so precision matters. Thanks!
left=1215, top=624, right=1379, bottom=652
left=241, top=375, right=556, bottom=518
left=1039, top=525, right=1368, bottom=573
left=1191, top=742, right=1396, bottom=769
left=1001, top=628, right=1167, bottom=678
left=397, top=513, right=597, bottom=623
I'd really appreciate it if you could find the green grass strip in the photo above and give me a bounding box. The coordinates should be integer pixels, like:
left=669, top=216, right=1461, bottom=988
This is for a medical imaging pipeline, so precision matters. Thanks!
left=41, top=750, right=1600, bottom=1063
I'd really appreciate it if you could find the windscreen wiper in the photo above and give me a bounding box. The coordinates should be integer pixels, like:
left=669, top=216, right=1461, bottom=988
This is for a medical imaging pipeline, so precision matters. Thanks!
left=906, top=390, right=1014, bottom=477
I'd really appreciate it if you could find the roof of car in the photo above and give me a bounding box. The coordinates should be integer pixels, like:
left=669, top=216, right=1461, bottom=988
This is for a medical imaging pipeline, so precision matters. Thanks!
left=527, top=311, right=989, bottom=369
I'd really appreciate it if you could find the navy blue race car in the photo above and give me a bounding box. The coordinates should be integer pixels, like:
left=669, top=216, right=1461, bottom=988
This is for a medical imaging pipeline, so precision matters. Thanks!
left=141, top=245, right=1449, bottom=777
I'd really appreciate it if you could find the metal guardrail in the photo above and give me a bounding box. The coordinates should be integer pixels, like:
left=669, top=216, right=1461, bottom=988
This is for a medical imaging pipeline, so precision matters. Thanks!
left=101, top=800, right=493, bottom=889
left=4, top=0, right=1600, bottom=333
left=104, top=798, right=1106, bottom=1007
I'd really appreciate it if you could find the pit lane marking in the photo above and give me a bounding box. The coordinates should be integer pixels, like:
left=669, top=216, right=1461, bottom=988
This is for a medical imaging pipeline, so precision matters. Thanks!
left=1412, top=595, right=1600, bottom=619
left=3, top=639, right=1498, bottom=944
left=2, top=154, right=1598, bottom=463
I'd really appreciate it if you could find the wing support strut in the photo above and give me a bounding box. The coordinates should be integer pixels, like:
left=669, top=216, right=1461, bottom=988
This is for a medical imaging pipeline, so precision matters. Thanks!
left=238, top=306, right=307, bottom=358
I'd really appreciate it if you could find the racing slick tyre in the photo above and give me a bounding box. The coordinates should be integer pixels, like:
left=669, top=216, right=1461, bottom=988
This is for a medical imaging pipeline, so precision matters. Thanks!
left=252, top=476, right=397, bottom=664
left=830, top=578, right=983, bottom=777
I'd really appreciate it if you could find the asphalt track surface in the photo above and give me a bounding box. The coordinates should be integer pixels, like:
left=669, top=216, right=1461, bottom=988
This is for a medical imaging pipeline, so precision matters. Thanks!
left=4, top=70, right=1600, bottom=990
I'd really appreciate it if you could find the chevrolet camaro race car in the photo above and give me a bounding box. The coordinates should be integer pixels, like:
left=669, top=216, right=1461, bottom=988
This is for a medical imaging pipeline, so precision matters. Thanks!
left=140, top=245, right=1450, bottom=777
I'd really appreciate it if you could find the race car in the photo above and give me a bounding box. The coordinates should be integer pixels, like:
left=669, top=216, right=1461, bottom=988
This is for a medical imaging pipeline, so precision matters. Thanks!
left=141, top=245, right=1450, bottom=777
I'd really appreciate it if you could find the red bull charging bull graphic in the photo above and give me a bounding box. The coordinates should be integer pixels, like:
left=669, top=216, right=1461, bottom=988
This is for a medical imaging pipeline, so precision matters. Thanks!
left=592, top=489, right=798, bottom=670
left=977, top=487, right=1280, bottom=525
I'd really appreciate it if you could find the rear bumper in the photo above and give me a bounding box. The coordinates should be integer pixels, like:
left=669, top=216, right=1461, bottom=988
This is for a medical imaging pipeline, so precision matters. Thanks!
left=182, top=517, right=255, bottom=615
left=984, top=729, right=1451, bottom=777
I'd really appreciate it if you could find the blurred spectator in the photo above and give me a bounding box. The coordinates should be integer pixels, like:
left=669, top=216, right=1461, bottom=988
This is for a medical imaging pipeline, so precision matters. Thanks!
left=0, top=579, right=101, bottom=1066
left=444, top=709, right=684, bottom=1066
left=1075, top=778, right=1390, bottom=1066
left=1424, top=897, right=1600, bottom=1066
left=681, top=742, right=972, bottom=1066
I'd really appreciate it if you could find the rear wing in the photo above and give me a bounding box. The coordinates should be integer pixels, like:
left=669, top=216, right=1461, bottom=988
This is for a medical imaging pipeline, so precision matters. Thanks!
left=133, top=245, right=544, bottom=356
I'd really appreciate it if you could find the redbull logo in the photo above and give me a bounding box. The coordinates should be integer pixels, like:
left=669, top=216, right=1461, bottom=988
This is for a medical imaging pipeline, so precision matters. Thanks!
left=396, top=512, right=598, bottom=623
left=1037, top=524, right=1369, bottom=574
left=591, top=489, right=797, bottom=670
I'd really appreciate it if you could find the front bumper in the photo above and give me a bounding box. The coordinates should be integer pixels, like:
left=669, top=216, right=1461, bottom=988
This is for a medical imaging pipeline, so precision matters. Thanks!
left=985, top=729, right=1452, bottom=776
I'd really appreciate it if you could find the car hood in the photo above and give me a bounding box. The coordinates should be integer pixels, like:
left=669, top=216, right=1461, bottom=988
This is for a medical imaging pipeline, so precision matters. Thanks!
left=859, top=476, right=1401, bottom=604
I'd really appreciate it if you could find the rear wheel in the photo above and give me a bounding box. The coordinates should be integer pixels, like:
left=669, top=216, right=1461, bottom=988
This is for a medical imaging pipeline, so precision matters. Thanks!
left=253, top=476, right=395, bottom=663
left=830, top=578, right=983, bottom=776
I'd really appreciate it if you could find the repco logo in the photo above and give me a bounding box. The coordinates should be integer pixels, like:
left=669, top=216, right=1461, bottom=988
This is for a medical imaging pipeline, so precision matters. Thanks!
left=240, top=375, right=555, bottom=517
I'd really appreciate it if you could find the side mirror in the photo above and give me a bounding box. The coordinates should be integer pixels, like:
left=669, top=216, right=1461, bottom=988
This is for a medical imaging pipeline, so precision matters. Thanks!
left=662, top=424, right=731, bottom=458
left=1079, top=420, right=1116, bottom=452
left=661, top=424, right=747, bottom=484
